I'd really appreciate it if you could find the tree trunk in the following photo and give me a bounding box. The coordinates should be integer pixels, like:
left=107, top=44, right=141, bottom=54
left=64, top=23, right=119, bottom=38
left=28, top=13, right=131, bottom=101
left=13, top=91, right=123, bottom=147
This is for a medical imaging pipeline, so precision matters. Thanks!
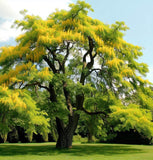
left=1, top=134, right=7, bottom=143
left=56, top=130, right=73, bottom=148
left=88, top=132, right=93, bottom=143
left=56, top=114, right=79, bottom=148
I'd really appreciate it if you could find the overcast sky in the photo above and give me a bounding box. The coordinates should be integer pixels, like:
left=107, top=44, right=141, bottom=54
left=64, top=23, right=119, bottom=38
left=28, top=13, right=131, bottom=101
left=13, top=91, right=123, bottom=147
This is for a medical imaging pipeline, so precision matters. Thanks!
left=0, top=0, right=153, bottom=83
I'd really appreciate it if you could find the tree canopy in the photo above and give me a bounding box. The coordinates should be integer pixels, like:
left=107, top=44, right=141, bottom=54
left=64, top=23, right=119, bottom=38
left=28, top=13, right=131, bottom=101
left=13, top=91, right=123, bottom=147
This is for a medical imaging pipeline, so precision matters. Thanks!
left=0, top=0, right=153, bottom=148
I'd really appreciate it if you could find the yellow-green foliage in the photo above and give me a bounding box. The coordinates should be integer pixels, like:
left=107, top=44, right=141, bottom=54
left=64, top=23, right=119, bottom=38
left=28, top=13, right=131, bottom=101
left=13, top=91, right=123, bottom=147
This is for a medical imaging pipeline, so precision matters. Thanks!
left=0, top=86, right=50, bottom=141
left=110, top=104, right=153, bottom=138
left=0, top=62, right=53, bottom=86
left=137, top=87, right=153, bottom=110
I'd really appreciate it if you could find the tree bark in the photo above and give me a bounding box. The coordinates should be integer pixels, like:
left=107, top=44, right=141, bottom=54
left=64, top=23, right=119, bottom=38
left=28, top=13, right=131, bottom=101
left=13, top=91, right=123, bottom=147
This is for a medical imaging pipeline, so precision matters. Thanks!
left=56, top=114, right=79, bottom=148
left=88, top=132, right=93, bottom=143
left=48, top=82, right=79, bottom=148
left=56, top=128, right=73, bottom=148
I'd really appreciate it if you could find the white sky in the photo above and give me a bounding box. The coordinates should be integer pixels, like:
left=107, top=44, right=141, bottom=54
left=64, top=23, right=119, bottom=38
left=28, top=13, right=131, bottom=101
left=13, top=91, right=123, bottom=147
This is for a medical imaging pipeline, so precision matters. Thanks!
left=0, top=0, right=72, bottom=42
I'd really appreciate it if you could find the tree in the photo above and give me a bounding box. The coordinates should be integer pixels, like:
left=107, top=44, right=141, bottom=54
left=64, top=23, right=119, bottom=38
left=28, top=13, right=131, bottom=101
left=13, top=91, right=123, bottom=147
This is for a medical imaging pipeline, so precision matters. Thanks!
left=109, top=85, right=153, bottom=143
left=0, top=0, right=152, bottom=148
left=78, top=114, right=104, bottom=143
left=78, top=89, right=118, bottom=143
left=0, top=86, right=50, bottom=142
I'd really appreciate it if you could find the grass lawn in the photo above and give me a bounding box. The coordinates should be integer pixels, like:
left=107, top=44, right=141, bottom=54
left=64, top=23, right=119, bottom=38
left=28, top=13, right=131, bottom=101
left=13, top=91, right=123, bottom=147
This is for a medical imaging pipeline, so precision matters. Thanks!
left=0, top=142, right=153, bottom=160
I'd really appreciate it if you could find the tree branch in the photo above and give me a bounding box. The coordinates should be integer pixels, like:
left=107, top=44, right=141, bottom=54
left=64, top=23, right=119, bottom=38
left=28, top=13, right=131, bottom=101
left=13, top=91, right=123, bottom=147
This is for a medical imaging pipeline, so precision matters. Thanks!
left=19, top=81, right=23, bottom=89
left=22, top=81, right=50, bottom=91
left=49, top=83, right=57, bottom=102
left=82, top=37, right=94, bottom=66
left=61, top=42, right=71, bottom=73
left=93, top=52, right=97, bottom=59
left=83, top=51, right=89, bottom=63
left=38, top=84, right=50, bottom=92
left=71, top=7, right=84, bottom=20
left=63, top=42, right=70, bottom=64
left=86, top=36, right=95, bottom=69
left=46, top=47, right=63, bottom=71
left=47, top=47, right=62, bottom=67
left=43, top=55, right=57, bottom=73
left=63, top=81, right=73, bottom=116
left=80, top=36, right=95, bottom=84
left=89, top=68, right=102, bottom=74
left=81, top=107, right=106, bottom=116
left=22, top=82, right=39, bottom=88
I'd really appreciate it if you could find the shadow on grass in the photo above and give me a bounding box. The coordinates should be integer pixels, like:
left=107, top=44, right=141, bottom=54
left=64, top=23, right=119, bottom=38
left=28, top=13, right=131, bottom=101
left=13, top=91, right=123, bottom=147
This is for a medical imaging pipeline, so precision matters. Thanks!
left=0, top=143, right=144, bottom=157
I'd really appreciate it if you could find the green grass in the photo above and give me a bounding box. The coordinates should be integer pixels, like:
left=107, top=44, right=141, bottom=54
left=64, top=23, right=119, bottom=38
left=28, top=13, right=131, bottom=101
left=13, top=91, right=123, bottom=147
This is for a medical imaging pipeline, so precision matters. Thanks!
left=0, top=142, right=153, bottom=160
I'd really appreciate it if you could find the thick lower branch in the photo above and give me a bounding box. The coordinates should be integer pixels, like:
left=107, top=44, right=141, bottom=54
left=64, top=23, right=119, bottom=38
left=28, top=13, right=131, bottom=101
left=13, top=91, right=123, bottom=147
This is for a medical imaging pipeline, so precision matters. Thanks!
left=43, top=56, right=57, bottom=73
left=22, top=82, right=50, bottom=91
left=38, top=84, right=50, bottom=91
left=49, top=83, right=57, bottom=102
left=76, top=93, right=84, bottom=110
left=63, top=81, right=73, bottom=116
left=56, top=117, right=65, bottom=132
left=81, top=107, right=106, bottom=115
left=46, top=47, right=63, bottom=72
left=62, top=42, right=71, bottom=73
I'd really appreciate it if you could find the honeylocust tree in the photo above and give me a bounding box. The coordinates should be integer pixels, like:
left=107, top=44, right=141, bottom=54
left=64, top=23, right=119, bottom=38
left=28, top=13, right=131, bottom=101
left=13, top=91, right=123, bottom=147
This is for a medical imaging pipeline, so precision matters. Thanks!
left=0, top=0, right=152, bottom=148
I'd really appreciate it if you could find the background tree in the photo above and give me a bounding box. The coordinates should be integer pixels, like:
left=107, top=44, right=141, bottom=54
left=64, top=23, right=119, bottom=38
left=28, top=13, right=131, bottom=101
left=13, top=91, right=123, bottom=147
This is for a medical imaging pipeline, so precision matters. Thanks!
left=32, top=90, right=58, bottom=141
left=109, top=86, right=153, bottom=143
left=0, top=86, right=50, bottom=142
left=77, top=113, right=104, bottom=143
left=0, top=0, right=153, bottom=148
